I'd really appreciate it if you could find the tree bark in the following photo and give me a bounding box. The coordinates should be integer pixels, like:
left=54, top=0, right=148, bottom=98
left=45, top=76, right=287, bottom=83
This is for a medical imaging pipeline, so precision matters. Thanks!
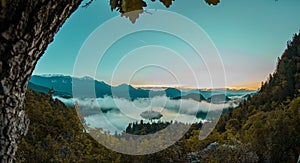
left=0, top=1, right=82, bottom=162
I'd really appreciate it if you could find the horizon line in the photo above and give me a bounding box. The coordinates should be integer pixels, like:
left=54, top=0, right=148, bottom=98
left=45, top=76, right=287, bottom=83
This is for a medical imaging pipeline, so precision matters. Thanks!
left=32, top=73, right=260, bottom=91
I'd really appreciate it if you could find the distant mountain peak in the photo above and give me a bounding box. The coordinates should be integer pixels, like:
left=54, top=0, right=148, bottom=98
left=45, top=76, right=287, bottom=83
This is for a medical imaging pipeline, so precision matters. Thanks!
left=37, top=74, right=69, bottom=78
left=80, top=76, right=94, bottom=81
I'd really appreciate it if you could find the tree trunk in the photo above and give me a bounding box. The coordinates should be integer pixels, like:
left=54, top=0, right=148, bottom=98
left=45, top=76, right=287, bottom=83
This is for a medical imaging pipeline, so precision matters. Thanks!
left=0, top=0, right=82, bottom=162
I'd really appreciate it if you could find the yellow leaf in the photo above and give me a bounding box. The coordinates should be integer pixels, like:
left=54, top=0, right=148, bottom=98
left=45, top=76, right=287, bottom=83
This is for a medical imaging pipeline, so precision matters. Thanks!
left=1, top=0, right=6, bottom=8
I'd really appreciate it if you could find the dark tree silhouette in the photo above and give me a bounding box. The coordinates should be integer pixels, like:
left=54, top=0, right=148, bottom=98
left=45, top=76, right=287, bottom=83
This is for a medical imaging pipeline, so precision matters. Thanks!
left=0, top=0, right=219, bottom=162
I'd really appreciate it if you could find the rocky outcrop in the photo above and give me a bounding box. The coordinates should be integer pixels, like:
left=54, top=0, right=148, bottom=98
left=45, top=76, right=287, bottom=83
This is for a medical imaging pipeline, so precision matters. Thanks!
left=187, top=142, right=258, bottom=162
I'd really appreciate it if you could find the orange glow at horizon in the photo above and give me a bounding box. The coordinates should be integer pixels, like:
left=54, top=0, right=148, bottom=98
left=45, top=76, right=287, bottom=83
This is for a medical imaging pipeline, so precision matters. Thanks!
left=131, top=82, right=260, bottom=90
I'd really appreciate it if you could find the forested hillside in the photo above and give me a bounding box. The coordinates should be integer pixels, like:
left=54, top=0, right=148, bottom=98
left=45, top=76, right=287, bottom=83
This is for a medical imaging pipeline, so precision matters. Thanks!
left=16, top=90, right=120, bottom=162
left=214, top=32, right=300, bottom=162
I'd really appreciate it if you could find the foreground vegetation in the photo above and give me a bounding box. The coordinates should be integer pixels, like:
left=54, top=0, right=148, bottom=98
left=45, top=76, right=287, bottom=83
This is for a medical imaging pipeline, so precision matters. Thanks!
left=17, top=32, right=300, bottom=162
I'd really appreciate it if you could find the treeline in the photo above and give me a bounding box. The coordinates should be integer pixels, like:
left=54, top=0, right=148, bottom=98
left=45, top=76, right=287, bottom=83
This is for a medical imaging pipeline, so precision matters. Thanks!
left=125, top=120, right=202, bottom=136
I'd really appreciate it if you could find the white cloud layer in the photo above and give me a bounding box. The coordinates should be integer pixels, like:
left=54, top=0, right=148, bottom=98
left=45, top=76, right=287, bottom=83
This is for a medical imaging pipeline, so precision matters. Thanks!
left=55, top=95, right=239, bottom=133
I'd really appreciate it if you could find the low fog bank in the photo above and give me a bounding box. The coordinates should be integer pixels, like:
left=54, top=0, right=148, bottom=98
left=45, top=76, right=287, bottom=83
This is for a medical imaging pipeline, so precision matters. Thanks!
left=54, top=95, right=242, bottom=133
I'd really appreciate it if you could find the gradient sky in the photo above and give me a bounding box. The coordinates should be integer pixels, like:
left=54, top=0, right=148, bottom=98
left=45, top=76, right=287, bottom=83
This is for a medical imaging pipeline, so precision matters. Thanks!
left=33, top=0, right=300, bottom=89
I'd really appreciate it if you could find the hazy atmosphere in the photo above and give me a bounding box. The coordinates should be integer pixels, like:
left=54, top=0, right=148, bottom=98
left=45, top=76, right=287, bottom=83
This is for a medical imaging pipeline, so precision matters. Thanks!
left=33, top=0, right=300, bottom=89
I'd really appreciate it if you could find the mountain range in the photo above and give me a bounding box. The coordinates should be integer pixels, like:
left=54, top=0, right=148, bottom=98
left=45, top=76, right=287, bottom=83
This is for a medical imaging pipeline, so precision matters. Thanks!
left=28, top=75, right=256, bottom=103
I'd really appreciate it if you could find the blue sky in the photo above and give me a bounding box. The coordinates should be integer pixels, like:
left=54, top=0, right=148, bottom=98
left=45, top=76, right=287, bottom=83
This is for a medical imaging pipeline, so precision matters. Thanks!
left=33, top=0, right=300, bottom=89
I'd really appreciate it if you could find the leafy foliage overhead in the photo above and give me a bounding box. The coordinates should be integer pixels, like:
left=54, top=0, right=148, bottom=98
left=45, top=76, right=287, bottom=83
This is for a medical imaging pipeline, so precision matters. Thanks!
left=81, top=0, right=220, bottom=23
left=107, top=0, right=219, bottom=12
